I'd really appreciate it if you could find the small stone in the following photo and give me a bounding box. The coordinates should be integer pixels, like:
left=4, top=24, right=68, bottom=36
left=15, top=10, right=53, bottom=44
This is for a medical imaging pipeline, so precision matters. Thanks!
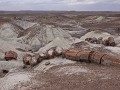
left=45, top=61, right=50, bottom=66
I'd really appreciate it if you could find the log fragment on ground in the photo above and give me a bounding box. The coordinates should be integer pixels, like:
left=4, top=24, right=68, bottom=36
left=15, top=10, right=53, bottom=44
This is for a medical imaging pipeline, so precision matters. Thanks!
left=62, top=49, right=120, bottom=66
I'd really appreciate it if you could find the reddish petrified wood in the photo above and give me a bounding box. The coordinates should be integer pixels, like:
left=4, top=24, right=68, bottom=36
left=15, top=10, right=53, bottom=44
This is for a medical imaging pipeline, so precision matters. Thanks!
left=47, top=47, right=56, bottom=59
left=4, top=51, right=18, bottom=61
left=62, top=49, right=120, bottom=66
left=23, top=54, right=32, bottom=65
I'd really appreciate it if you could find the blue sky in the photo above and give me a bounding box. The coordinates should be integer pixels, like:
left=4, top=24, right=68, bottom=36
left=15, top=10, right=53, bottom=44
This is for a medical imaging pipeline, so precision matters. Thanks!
left=0, top=0, right=120, bottom=11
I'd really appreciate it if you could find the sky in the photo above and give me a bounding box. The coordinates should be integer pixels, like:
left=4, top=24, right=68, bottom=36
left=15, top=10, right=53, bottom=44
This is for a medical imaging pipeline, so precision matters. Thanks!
left=0, top=0, right=120, bottom=11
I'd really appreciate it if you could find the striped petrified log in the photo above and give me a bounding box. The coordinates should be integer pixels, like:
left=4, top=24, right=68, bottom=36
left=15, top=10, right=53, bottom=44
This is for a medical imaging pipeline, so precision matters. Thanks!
left=62, top=49, right=91, bottom=62
left=62, top=49, right=120, bottom=66
left=93, top=53, right=120, bottom=66
left=4, top=51, right=18, bottom=61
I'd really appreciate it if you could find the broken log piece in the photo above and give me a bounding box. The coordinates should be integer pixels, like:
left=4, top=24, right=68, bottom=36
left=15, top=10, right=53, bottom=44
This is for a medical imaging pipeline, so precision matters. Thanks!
left=90, top=51, right=105, bottom=64
left=85, top=38, right=92, bottom=42
left=62, top=49, right=91, bottom=62
left=100, top=54, right=120, bottom=66
left=90, top=51, right=120, bottom=65
left=47, top=47, right=56, bottom=59
left=55, top=47, right=62, bottom=56
left=34, top=53, right=42, bottom=63
left=62, top=49, right=120, bottom=66
left=39, top=52, right=49, bottom=60
left=90, top=37, right=97, bottom=44
left=108, top=37, right=116, bottom=46
left=103, top=39, right=109, bottom=46
left=4, top=51, right=18, bottom=61
left=97, top=39, right=103, bottom=44
left=23, top=54, right=32, bottom=65
left=30, top=53, right=43, bottom=66
left=23, top=53, right=43, bottom=66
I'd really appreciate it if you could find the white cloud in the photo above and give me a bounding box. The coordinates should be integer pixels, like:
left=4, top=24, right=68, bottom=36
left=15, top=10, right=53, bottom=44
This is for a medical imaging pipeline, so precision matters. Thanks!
left=0, top=0, right=120, bottom=10
left=0, top=0, right=60, bottom=4
left=0, top=0, right=120, bottom=5
left=62, top=0, right=120, bottom=5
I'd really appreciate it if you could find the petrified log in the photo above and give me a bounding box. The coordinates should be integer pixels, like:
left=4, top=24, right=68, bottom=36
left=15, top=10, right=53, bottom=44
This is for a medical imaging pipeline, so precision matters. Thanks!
left=55, top=47, right=62, bottom=56
left=97, top=39, right=103, bottom=44
left=23, top=54, right=32, bottom=65
left=23, top=53, right=43, bottom=66
left=103, top=39, right=109, bottom=46
left=62, top=49, right=91, bottom=62
left=85, top=38, right=92, bottom=42
left=39, top=52, right=49, bottom=60
left=46, top=47, right=62, bottom=59
left=90, top=51, right=106, bottom=64
left=108, top=37, right=116, bottom=46
left=90, top=37, right=97, bottom=44
left=32, top=53, right=43, bottom=66
left=4, top=51, right=18, bottom=61
left=85, top=37, right=97, bottom=44
left=98, top=37, right=103, bottom=40
left=62, top=49, right=120, bottom=66
left=47, top=47, right=56, bottom=59
left=97, top=37, right=103, bottom=44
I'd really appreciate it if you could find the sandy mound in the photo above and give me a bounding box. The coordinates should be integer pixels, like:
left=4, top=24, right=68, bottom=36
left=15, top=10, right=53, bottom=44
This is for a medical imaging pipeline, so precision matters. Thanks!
left=38, top=37, right=73, bottom=52
left=34, top=57, right=76, bottom=72
left=0, top=61, right=23, bottom=71
left=0, top=72, right=35, bottom=90
left=20, top=25, right=72, bottom=51
left=53, top=66, right=89, bottom=76
left=13, top=20, right=37, bottom=30
left=95, top=16, right=105, bottom=22
left=80, top=30, right=112, bottom=41
left=0, top=23, right=20, bottom=39
left=20, top=63, right=120, bottom=90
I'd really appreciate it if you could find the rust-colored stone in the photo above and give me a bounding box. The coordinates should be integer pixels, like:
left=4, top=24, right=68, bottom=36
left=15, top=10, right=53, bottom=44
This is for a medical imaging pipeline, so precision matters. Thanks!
left=4, top=51, right=18, bottom=61
left=62, top=49, right=91, bottom=62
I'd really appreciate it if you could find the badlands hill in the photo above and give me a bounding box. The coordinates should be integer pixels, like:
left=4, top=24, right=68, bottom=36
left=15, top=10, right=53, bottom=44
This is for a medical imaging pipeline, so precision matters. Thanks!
left=0, top=12, right=120, bottom=90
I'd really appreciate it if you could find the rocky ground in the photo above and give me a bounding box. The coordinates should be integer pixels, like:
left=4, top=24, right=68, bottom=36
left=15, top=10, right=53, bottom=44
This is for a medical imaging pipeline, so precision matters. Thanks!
left=0, top=11, right=120, bottom=90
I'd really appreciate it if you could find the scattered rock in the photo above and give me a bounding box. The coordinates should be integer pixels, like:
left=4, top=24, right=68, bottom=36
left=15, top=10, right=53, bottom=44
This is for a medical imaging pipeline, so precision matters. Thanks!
left=45, top=61, right=50, bottom=66
left=4, top=51, right=18, bottom=61
left=85, top=36, right=116, bottom=46
left=108, top=37, right=116, bottom=46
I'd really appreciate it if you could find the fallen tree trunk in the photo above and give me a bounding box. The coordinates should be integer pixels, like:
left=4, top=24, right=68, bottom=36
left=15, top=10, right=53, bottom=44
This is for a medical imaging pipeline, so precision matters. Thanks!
left=62, top=49, right=120, bottom=66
